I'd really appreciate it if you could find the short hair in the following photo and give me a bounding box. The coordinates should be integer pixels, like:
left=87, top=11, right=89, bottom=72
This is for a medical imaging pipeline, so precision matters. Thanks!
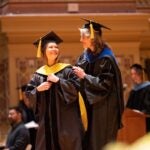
left=130, top=64, right=143, bottom=75
left=9, top=106, right=23, bottom=115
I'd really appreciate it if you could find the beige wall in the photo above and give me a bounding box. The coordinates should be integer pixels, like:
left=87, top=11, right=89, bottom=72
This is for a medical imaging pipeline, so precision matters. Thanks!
left=111, top=41, right=140, bottom=62
left=8, top=44, right=35, bottom=105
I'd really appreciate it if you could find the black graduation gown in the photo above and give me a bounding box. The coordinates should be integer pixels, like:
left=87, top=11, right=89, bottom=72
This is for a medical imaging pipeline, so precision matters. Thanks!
left=26, top=65, right=84, bottom=150
left=126, top=82, right=150, bottom=132
left=6, top=122, right=30, bottom=150
left=126, top=82, right=150, bottom=114
left=76, top=48, right=124, bottom=150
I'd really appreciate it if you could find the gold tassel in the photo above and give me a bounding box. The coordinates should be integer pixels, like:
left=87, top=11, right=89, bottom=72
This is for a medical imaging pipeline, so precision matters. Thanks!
left=78, top=92, right=88, bottom=131
left=90, top=23, right=94, bottom=39
left=19, top=88, right=23, bottom=101
left=37, top=38, right=42, bottom=58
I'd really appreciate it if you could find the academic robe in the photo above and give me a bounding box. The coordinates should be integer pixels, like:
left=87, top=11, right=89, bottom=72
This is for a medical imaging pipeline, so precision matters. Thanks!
left=5, top=122, right=30, bottom=150
left=126, top=82, right=150, bottom=132
left=76, top=47, right=124, bottom=150
left=26, top=63, right=84, bottom=150
left=126, top=82, right=150, bottom=114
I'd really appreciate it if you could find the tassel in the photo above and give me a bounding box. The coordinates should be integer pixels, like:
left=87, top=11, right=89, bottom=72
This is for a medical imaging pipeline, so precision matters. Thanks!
left=90, top=23, right=94, bottom=39
left=78, top=92, right=88, bottom=131
left=37, top=38, right=42, bottom=58
left=19, top=88, right=23, bottom=101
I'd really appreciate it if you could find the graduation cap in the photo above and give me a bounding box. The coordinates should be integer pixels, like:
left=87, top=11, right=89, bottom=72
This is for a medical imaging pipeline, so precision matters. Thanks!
left=33, top=31, right=63, bottom=58
left=81, top=18, right=111, bottom=39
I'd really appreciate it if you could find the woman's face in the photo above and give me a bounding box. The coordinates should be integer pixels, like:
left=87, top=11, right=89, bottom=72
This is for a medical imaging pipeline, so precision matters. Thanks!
left=80, top=34, right=93, bottom=50
left=45, top=42, right=59, bottom=61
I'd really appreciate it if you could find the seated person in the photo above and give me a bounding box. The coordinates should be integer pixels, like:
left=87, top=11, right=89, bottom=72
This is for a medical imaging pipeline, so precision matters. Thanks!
left=126, top=64, right=150, bottom=132
left=3, top=106, right=30, bottom=150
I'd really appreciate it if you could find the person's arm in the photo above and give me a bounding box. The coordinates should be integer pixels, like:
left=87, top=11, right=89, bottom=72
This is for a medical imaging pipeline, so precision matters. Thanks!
left=47, top=67, right=79, bottom=104
left=25, top=73, right=52, bottom=111
left=74, top=57, right=115, bottom=104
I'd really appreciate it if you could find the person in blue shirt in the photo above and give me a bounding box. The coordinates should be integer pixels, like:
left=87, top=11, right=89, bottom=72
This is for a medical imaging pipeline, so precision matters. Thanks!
left=126, top=63, right=150, bottom=133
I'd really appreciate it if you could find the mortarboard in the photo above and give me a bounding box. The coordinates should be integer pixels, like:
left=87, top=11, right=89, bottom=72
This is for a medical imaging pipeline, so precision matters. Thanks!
left=81, top=18, right=111, bottom=39
left=33, top=31, right=63, bottom=58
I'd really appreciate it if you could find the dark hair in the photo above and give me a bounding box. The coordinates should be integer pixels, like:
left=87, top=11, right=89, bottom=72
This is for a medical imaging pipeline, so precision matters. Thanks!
left=130, top=64, right=144, bottom=75
left=9, top=106, right=23, bottom=115
left=41, top=41, right=49, bottom=56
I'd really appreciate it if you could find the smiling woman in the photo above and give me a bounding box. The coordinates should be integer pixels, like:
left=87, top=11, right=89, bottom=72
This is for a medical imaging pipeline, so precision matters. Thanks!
left=25, top=31, right=85, bottom=150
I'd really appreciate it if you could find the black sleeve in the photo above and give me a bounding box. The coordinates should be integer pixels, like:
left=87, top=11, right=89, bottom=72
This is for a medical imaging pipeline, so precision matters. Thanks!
left=56, top=67, right=79, bottom=104
left=25, top=73, right=42, bottom=113
left=82, top=58, right=114, bottom=104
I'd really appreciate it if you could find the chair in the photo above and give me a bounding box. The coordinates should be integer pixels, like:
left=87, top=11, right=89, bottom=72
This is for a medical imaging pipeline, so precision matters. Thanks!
left=117, top=108, right=146, bottom=144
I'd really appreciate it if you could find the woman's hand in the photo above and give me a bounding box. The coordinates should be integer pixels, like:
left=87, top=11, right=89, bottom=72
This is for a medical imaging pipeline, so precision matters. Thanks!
left=36, top=81, right=52, bottom=92
left=73, top=66, right=86, bottom=79
left=47, top=74, right=59, bottom=83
